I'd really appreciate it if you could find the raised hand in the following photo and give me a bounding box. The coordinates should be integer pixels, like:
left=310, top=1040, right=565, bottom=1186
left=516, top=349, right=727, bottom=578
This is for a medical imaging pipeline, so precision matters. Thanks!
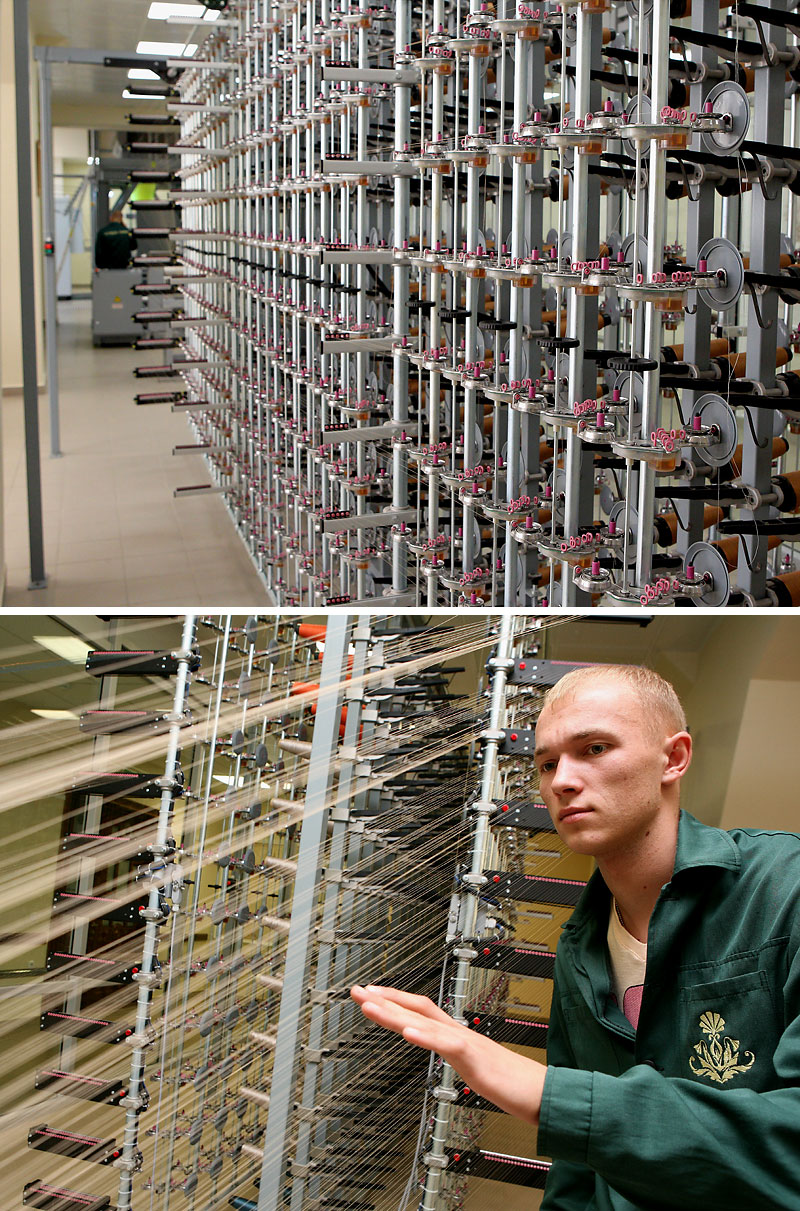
left=350, top=984, right=547, bottom=1124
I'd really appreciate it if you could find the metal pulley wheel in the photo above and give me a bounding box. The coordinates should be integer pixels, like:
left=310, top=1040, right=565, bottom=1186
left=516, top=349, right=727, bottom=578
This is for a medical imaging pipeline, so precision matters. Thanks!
left=691, top=393, right=738, bottom=468
left=700, top=81, right=750, bottom=154
left=683, top=540, right=731, bottom=607
left=697, top=237, right=744, bottom=312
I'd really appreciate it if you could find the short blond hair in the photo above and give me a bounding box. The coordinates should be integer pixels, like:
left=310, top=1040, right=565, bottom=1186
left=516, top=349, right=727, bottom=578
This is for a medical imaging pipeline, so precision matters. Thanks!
left=540, top=665, right=687, bottom=736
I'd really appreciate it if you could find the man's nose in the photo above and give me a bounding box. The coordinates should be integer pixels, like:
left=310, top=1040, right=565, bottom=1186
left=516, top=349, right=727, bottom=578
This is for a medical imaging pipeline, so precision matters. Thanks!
left=550, top=754, right=581, bottom=794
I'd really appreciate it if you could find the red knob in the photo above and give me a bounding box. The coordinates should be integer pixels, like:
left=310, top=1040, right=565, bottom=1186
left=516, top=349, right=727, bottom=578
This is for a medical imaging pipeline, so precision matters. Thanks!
left=519, top=661, right=526, bottom=670
left=510, top=732, right=518, bottom=741
left=463, top=1088, right=470, bottom=1096
left=493, top=875, right=500, bottom=883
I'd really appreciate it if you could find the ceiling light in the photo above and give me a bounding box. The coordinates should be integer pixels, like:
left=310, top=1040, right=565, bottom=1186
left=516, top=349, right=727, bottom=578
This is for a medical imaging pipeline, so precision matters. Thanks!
left=32, top=636, right=93, bottom=664
left=136, top=39, right=198, bottom=56
left=148, top=2, right=219, bottom=19
left=128, top=68, right=161, bottom=80
left=31, top=709, right=79, bottom=721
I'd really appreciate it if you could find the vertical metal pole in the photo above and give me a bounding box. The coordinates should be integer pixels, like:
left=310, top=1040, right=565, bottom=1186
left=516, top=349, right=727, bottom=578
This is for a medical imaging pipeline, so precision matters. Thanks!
left=392, top=0, right=412, bottom=594
left=37, top=50, right=62, bottom=458
left=561, top=10, right=601, bottom=604
left=676, top=0, right=716, bottom=554
left=634, top=0, right=669, bottom=589
left=116, top=613, right=198, bottom=1211
left=289, top=619, right=372, bottom=1210
left=258, top=614, right=353, bottom=1211
left=13, top=0, right=47, bottom=589
left=738, top=6, right=787, bottom=598
left=419, top=614, right=515, bottom=1211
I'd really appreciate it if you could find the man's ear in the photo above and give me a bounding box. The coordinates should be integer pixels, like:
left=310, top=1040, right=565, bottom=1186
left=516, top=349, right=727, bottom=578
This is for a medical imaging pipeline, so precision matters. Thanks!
left=663, top=731, right=692, bottom=786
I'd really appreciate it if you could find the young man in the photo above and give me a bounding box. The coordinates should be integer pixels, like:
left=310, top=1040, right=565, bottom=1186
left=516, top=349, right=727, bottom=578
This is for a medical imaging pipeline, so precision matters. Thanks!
left=351, top=665, right=800, bottom=1209
left=94, top=209, right=138, bottom=269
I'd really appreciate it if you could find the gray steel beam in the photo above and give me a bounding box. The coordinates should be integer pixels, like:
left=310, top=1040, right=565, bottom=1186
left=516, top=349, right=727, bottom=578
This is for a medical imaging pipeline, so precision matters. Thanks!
left=738, top=4, right=787, bottom=598
left=14, top=0, right=47, bottom=589
left=676, top=0, right=717, bottom=553
left=258, top=614, right=353, bottom=1211
left=38, top=53, right=62, bottom=458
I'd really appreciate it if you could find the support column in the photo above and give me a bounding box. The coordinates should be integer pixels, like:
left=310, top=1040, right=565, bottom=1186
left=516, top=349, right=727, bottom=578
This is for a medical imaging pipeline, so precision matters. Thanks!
left=258, top=614, right=353, bottom=1211
left=13, top=0, right=47, bottom=589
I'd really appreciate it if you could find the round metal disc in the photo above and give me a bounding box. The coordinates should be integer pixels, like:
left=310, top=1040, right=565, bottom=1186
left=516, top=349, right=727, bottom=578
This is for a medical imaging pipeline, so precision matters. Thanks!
left=613, top=370, right=644, bottom=414
left=623, top=95, right=651, bottom=155
left=697, top=237, right=744, bottom=311
left=198, top=1010, right=214, bottom=1038
left=774, top=410, right=789, bottom=438
left=701, top=82, right=749, bottom=153
left=606, top=230, right=622, bottom=259
left=244, top=615, right=258, bottom=645
left=608, top=501, right=638, bottom=565
left=621, top=233, right=648, bottom=279
left=231, top=728, right=245, bottom=754
left=692, top=393, right=738, bottom=468
left=684, top=541, right=731, bottom=607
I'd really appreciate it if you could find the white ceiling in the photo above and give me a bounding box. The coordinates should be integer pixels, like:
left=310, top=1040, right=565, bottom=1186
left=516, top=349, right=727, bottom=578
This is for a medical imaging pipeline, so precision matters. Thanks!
left=29, top=0, right=216, bottom=115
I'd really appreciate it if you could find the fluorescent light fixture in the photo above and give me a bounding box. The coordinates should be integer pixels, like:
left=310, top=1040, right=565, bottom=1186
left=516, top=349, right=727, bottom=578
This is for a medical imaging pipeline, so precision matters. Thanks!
left=148, top=2, right=219, bottom=19
left=32, top=635, right=93, bottom=664
left=122, top=89, right=167, bottom=99
left=128, top=68, right=161, bottom=80
left=31, top=708, right=79, bottom=721
left=136, top=39, right=198, bottom=56
left=212, top=774, right=245, bottom=788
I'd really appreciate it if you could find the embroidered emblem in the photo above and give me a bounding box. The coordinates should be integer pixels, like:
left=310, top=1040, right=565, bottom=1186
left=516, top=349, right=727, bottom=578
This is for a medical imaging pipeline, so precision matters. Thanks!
left=689, top=1011, right=755, bottom=1084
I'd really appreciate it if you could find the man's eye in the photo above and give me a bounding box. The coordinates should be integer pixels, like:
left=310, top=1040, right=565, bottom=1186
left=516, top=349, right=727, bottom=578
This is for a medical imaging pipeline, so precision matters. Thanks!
left=538, top=761, right=555, bottom=774
left=588, top=743, right=607, bottom=755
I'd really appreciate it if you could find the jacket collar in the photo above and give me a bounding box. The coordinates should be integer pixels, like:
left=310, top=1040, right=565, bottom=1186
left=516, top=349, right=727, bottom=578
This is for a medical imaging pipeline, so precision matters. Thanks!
left=563, top=810, right=740, bottom=935
left=671, top=808, right=741, bottom=877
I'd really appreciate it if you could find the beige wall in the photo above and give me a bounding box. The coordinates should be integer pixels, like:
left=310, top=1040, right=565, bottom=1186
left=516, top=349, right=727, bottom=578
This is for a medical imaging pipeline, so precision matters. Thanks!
left=0, top=0, right=46, bottom=395
left=678, top=618, right=800, bottom=833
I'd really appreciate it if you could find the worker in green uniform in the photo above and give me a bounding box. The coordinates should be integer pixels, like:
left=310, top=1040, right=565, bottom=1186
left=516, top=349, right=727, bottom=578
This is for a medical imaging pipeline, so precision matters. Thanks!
left=352, top=664, right=800, bottom=1210
left=94, top=208, right=138, bottom=269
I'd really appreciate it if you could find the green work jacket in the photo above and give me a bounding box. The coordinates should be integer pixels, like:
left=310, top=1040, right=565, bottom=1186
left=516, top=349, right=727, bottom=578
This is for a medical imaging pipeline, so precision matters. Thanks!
left=538, top=809, right=800, bottom=1210
left=95, top=221, right=137, bottom=269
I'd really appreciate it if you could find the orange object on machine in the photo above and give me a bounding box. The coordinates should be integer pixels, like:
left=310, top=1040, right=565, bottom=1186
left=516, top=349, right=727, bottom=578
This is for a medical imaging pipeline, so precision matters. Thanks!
left=297, top=624, right=328, bottom=641
left=290, top=680, right=350, bottom=737
left=662, top=338, right=730, bottom=361
left=773, top=469, right=800, bottom=514
left=767, top=570, right=800, bottom=606
left=723, top=347, right=791, bottom=378
left=653, top=506, right=724, bottom=547
left=711, top=534, right=782, bottom=572
left=727, top=436, right=789, bottom=479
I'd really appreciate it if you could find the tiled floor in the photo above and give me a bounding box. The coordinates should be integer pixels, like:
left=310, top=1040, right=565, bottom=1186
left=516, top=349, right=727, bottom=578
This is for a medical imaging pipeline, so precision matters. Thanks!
left=2, top=301, right=269, bottom=606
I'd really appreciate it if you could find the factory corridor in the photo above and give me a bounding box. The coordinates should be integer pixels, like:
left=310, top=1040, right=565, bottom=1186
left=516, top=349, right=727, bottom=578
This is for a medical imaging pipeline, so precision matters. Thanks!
left=2, top=302, right=266, bottom=606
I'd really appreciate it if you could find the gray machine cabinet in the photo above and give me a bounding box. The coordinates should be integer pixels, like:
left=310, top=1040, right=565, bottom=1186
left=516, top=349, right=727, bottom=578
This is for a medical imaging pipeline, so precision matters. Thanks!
left=92, top=268, right=144, bottom=346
